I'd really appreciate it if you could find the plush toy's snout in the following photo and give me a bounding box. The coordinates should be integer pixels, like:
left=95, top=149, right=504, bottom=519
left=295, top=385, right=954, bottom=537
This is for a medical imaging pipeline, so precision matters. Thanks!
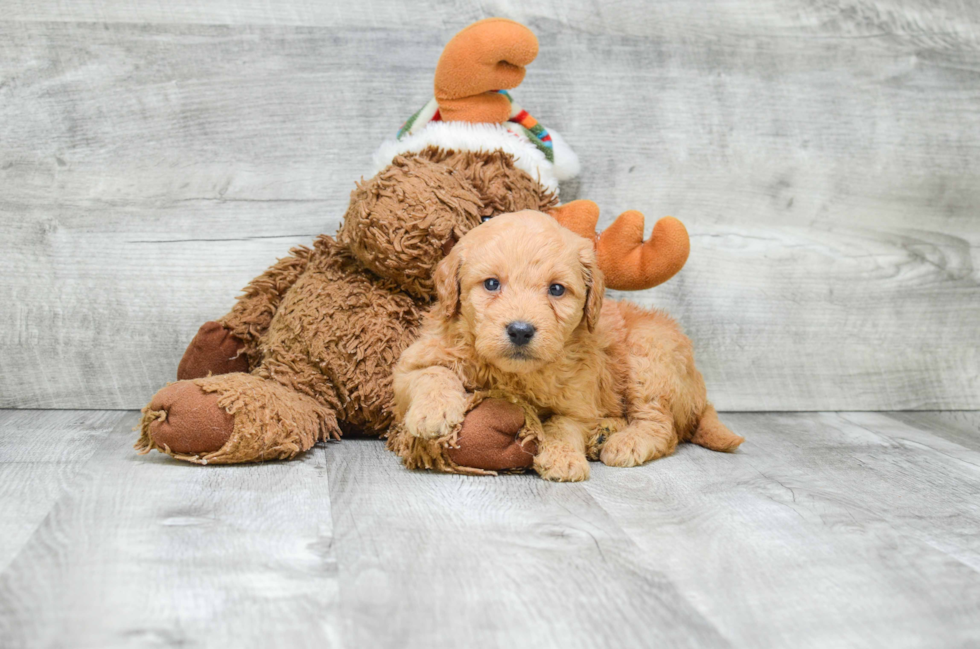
left=337, top=156, right=483, bottom=299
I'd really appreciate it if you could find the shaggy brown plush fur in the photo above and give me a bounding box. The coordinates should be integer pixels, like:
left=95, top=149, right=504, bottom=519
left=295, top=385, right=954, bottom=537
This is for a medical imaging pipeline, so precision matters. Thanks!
left=216, top=246, right=315, bottom=370
left=415, top=147, right=557, bottom=218
left=392, top=211, right=744, bottom=481
left=137, top=152, right=557, bottom=465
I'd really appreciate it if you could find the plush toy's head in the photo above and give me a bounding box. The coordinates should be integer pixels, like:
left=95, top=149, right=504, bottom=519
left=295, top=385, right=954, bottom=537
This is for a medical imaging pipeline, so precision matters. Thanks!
left=338, top=155, right=484, bottom=299
left=365, top=17, right=691, bottom=295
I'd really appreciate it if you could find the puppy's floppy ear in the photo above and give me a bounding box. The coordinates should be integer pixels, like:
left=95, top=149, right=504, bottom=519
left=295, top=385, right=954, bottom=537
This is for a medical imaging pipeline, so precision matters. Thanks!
left=580, top=246, right=604, bottom=333
left=434, top=247, right=463, bottom=320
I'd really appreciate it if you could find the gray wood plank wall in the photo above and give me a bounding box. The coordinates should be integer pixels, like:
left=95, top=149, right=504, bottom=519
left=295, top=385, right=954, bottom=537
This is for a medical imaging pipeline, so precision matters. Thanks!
left=1, top=1, right=978, bottom=410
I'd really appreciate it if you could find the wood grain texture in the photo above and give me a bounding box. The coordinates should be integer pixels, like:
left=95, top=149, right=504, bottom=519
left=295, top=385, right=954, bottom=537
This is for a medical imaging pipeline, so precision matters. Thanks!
left=2, top=409, right=979, bottom=647
left=0, top=413, right=341, bottom=649
left=0, top=409, right=127, bottom=573
left=324, top=438, right=728, bottom=649
left=585, top=411, right=980, bottom=649
left=1, top=2, right=978, bottom=409
left=888, top=410, right=980, bottom=452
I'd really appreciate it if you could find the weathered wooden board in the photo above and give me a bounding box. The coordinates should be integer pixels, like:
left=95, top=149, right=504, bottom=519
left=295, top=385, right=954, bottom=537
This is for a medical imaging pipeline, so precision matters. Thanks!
left=8, top=0, right=980, bottom=35
left=889, top=409, right=980, bottom=452
left=585, top=411, right=980, bottom=649
left=0, top=409, right=126, bottom=573
left=0, top=413, right=341, bottom=649
left=324, top=438, right=728, bottom=649
left=2, top=409, right=980, bottom=647
left=1, top=2, right=978, bottom=409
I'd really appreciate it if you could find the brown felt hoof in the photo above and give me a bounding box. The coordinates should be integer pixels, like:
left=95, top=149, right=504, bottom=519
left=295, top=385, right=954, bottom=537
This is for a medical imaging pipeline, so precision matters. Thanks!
left=147, top=381, right=234, bottom=455
left=177, top=321, right=248, bottom=380
left=447, top=398, right=536, bottom=471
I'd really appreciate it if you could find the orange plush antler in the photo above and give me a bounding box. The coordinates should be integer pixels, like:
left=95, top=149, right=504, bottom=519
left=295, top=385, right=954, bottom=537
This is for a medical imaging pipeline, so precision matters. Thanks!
left=434, top=18, right=539, bottom=124
left=549, top=200, right=601, bottom=242
left=549, top=200, right=690, bottom=291
left=597, top=211, right=690, bottom=290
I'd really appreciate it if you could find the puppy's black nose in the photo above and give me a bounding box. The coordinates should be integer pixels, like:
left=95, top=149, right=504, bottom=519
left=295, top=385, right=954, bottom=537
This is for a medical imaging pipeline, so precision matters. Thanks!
left=506, top=321, right=536, bottom=347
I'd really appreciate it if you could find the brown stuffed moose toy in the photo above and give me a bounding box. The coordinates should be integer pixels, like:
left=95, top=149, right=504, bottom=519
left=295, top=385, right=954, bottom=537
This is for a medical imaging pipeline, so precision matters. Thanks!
left=136, top=18, right=691, bottom=473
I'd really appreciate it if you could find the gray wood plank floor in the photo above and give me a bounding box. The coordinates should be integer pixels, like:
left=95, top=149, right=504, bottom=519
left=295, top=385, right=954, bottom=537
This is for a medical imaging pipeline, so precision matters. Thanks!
left=1, top=409, right=978, bottom=648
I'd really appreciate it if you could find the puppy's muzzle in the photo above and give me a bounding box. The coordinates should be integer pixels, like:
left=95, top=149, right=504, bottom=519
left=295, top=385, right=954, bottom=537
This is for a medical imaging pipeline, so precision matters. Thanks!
left=506, top=321, right=536, bottom=347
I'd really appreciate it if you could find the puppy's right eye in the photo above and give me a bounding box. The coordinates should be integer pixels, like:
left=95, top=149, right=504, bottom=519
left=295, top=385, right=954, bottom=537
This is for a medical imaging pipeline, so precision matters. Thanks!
left=484, top=278, right=500, bottom=292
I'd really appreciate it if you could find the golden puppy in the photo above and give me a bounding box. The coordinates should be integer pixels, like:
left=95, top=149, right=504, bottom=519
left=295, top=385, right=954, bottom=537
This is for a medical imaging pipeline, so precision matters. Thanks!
left=393, top=211, right=743, bottom=481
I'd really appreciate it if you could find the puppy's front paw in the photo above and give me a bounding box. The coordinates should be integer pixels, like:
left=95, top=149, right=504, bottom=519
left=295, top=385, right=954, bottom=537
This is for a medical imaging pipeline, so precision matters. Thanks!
left=534, top=445, right=590, bottom=482
left=404, top=393, right=468, bottom=440
left=600, top=431, right=655, bottom=467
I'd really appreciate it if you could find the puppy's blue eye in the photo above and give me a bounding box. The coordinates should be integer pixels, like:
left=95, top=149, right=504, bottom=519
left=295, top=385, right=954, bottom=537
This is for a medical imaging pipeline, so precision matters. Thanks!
left=549, top=283, right=566, bottom=297
left=484, top=278, right=500, bottom=291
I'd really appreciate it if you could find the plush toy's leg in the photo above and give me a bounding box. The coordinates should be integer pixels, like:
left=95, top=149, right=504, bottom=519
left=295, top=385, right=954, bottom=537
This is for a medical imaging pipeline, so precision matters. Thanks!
left=386, top=393, right=540, bottom=475
left=136, top=372, right=339, bottom=465
left=446, top=399, right=536, bottom=470
left=175, top=246, right=314, bottom=380
left=177, top=321, right=249, bottom=380
left=138, top=380, right=235, bottom=455
left=218, top=245, right=314, bottom=364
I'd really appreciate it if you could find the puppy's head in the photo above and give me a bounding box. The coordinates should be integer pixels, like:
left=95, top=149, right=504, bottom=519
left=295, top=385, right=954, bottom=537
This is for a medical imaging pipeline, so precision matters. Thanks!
left=434, top=210, right=603, bottom=373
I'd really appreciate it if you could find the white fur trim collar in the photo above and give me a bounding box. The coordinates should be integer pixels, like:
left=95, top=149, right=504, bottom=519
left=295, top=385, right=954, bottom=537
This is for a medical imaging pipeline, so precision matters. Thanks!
left=371, top=121, right=579, bottom=194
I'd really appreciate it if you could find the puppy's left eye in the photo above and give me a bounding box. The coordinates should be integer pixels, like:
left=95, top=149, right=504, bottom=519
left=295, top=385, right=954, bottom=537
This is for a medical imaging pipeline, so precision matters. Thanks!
left=484, top=278, right=501, bottom=291
left=548, top=283, right=566, bottom=297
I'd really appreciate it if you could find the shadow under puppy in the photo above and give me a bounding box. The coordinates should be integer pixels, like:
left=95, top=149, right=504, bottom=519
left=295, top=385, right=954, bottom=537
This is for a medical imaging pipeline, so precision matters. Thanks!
left=393, top=211, right=744, bottom=481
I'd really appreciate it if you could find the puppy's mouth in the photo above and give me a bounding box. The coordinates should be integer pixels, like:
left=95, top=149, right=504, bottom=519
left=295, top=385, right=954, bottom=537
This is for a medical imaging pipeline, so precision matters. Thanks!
left=507, top=348, right=536, bottom=361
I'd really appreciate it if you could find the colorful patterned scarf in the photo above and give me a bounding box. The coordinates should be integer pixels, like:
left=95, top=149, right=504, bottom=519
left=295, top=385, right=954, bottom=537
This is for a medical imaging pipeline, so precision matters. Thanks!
left=397, top=91, right=554, bottom=163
